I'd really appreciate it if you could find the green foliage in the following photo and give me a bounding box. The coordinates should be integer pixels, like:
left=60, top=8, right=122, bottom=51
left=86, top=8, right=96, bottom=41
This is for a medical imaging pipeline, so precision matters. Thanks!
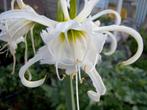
left=95, top=52, right=147, bottom=110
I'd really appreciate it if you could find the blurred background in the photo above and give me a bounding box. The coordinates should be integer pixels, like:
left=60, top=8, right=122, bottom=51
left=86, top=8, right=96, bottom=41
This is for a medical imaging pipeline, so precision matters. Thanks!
left=0, top=0, right=147, bottom=110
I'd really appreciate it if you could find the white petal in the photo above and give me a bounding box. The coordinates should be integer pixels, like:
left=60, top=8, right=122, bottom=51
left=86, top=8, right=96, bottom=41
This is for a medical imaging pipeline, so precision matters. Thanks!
left=41, top=28, right=60, bottom=44
left=87, top=90, right=100, bottom=102
left=73, top=19, right=93, bottom=32
left=75, top=0, right=100, bottom=21
left=84, top=68, right=106, bottom=102
left=19, top=53, right=46, bottom=88
left=20, top=75, right=46, bottom=88
left=15, top=36, right=24, bottom=44
left=65, top=65, right=76, bottom=75
left=92, top=9, right=121, bottom=25
left=56, top=20, right=79, bottom=32
left=95, top=25, right=143, bottom=65
left=86, top=69, right=106, bottom=95
left=37, top=46, right=56, bottom=64
left=91, top=32, right=106, bottom=53
left=0, top=9, right=57, bottom=27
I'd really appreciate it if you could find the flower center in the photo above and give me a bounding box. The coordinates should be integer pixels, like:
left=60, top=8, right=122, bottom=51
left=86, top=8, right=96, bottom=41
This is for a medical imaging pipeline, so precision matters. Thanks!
left=59, top=29, right=86, bottom=43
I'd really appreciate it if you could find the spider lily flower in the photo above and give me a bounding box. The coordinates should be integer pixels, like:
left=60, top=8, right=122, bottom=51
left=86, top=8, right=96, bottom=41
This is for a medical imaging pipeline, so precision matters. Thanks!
left=0, top=0, right=57, bottom=54
left=19, top=19, right=107, bottom=102
left=0, top=0, right=57, bottom=74
left=18, top=0, right=143, bottom=106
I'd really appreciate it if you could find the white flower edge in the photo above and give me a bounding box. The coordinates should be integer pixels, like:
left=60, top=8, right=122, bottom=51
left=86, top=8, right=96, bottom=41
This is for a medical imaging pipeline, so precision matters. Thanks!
left=95, top=25, right=143, bottom=65
left=0, top=7, right=57, bottom=27
left=91, top=9, right=121, bottom=25
left=75, top=0, right=100, bottom=21
left=86, top=69, right=106, bottom=102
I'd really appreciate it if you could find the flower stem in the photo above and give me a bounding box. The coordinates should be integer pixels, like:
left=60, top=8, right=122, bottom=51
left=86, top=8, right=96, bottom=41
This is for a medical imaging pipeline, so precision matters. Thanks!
left=64, top=75, right=76, bottom=110
left=70, top=0, right=77, bottom=19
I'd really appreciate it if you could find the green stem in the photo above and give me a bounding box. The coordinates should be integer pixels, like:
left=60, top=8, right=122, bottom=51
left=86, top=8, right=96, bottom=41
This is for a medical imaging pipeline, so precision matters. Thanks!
left=70, top=0, right=77, bottom=19
left=64, top=75, right=76, bottom=110
left=56, top=0, right=65, bottom=22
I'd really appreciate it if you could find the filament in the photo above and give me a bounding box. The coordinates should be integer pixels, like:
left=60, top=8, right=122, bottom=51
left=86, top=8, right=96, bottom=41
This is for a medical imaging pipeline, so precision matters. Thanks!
left=11, top=53, right=16, bottom=75
left=30, top=25, right=36, bottom=55
left=55, top=62, right=64, bottom=81
left=24, top=34, right=32, bottom=80
left=77, top=65, right=82, bottom=83
left=24, top=34, right=28, bottom=63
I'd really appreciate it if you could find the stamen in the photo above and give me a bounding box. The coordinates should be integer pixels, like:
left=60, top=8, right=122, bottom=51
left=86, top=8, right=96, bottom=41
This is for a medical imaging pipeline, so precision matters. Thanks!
left=55, top=62, right=64, bottom=81
left=24, top=34, right=32, bottom=80
left=76, top=73, right=80, bottom=110
left=30, top=25, right=36, bottom=55
left=77, top=65, right=82, bottom=83
left=11, top=53, right=16, bottom=74
left=24, top=34, right=28, bottom=63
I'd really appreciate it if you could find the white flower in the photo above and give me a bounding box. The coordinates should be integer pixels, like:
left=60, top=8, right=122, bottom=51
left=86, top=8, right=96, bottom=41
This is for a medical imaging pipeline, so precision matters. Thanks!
left=0, top=0, right=57, bottom=74
left=16, top=0, right=143, bottom=109
left=0, top=0, right=57, bottom=54
left=19, top=20, right=107, bottom=96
